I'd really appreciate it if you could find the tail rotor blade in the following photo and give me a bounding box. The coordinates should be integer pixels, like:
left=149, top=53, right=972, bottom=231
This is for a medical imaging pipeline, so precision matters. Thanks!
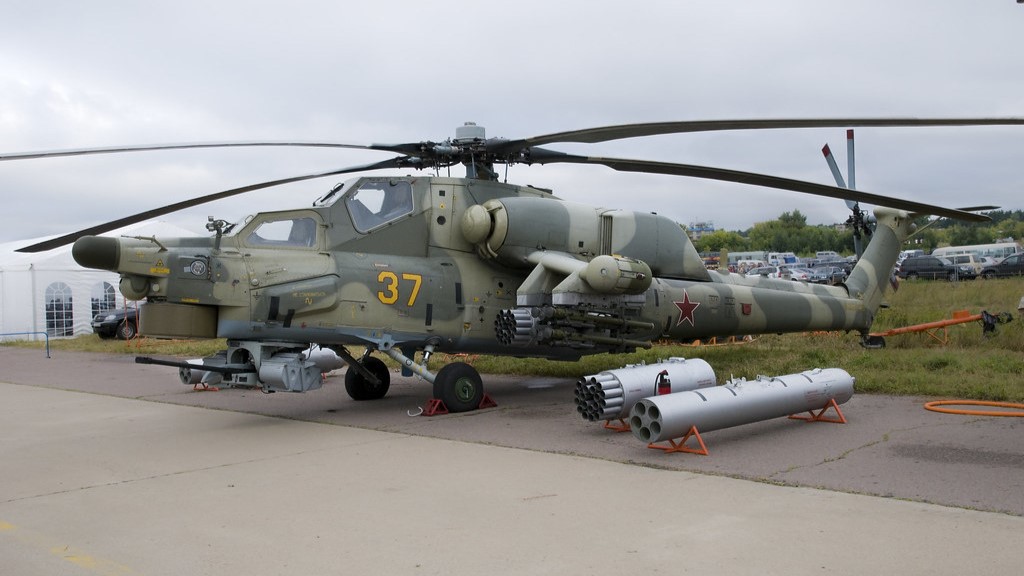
left=822, top=143, right=857, bottom=211
left=846, top=129, right=856, bottom=190
left=821, top=144, right=848, bottom=188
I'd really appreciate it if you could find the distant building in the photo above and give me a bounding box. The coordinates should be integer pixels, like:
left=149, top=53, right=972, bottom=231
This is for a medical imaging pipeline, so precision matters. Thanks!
left=687, top=220, right=715, bottom=241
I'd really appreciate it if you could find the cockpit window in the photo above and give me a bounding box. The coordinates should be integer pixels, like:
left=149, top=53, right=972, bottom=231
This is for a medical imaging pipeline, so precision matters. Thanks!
left=245, top=216, right=318, bottom=248
left=345, top=180, right=414, bottom=232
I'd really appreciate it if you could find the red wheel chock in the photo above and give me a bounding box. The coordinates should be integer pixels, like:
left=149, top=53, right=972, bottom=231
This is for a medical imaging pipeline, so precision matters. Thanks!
left=421, top=394, right=497, bottom=416
left=788, top=398, right=847, bottom=424
left=192, top=383, right=220, bottom=392
left=647, top=425, right=709, bottom=456
left=423, top=398, right=449, bottom=416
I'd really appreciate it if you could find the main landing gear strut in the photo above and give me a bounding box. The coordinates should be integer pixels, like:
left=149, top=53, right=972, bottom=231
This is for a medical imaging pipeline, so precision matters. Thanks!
left=382, top=344, right=485, bottom=413
left=334, top=343, right=485, bottom=413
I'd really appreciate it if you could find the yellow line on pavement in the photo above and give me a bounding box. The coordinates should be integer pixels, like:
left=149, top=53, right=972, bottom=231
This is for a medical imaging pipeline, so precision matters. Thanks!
left=1, top=518, right=138, bottom=575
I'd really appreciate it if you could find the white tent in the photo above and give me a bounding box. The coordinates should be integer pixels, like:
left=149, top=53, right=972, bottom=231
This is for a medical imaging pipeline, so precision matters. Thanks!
left=0, top=221, right=201, bottom=341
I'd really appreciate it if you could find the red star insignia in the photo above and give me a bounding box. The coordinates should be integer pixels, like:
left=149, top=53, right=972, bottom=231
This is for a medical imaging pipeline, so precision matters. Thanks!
left=673, top=291, right=700, bottom=327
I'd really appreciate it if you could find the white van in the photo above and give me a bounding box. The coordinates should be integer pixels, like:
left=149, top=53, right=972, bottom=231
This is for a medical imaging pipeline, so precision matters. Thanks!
left=767, top=252, right=798, bottom=266
left=815, top=251, right=840, bottom=260
left=897, top=249, right=924, bottom=264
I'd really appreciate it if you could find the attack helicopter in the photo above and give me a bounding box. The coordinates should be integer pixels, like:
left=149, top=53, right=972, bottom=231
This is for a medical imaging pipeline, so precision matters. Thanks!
left=7, top=118, right=1023, bottom=412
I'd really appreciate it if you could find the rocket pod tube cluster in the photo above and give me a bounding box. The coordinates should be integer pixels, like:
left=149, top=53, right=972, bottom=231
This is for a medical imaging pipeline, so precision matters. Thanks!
left=629, top=368, right=855, bottom=443
left=575, top=357, right=716, bottom=421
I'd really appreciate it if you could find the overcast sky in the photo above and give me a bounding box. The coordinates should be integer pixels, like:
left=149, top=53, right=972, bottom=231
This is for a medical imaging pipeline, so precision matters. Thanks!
left=2, top=1, right=1022, bottom=246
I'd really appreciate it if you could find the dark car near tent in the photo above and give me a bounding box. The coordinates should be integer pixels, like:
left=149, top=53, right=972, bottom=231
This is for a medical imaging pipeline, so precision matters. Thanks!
left=92, top=307, right=141, bottom=339
left=897, top=256, right=975, bottom=281
left=980, top=253, right=1024, bottom=279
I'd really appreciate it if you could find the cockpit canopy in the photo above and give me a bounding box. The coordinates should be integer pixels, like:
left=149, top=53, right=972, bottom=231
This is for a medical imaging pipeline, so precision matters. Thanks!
left=342, top=179, right=415, bottom=233
left=245, top=216, right=318, bottom=248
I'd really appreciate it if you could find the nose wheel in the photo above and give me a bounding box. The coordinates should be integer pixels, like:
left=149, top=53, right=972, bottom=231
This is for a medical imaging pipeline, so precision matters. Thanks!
left=378, top=344, right=487, bottom=413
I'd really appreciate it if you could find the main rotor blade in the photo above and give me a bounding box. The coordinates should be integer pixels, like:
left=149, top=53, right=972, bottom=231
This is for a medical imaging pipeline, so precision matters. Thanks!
left=527, top=149, right=990, bottom=222
left=954, top=205, right=999, bottom=212
left=506, top=118, right=1024, bottom=150
left=17, top=157, right=405, bottom=253
left=0, top=141, right=379, bottom=162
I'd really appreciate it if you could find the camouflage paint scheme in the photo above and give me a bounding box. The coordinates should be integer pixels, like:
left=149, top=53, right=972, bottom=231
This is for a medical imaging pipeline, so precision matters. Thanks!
left=72, top=174, right=912, bottom=409
left=25, top=117, right=1020, bottom=411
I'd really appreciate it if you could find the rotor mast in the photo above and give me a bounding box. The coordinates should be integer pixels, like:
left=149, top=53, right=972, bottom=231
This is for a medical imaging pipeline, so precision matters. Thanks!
left=455, top=122, right=498, bottom=180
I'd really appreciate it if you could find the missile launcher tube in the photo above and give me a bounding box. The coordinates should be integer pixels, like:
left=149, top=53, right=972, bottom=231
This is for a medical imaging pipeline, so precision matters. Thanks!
left=178, top=359, right=206, bottom=385
left=629, top=368, right=855, bottom=443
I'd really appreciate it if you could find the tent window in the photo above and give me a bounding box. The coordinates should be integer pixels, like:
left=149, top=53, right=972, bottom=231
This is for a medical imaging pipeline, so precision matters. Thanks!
left=45, top=282, right=74, bottom=337
left=91, top=282, right=116, bottom=317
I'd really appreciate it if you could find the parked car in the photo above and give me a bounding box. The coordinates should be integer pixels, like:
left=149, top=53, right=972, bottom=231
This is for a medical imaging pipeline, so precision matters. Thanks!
left=92, top=306, right=141, bottom=339
left=745, top=265, right=789, bottom=279
left=814, top=259, right=854, bottom=274
left=897, top=256, right=974, bottom=281
left=980, top=253, right=1024, bottom=279
left=897, top=249, right=925, bottom=266
left=787, top=267, right=816, bottom=282
left=800, top=267, right=830, bottom=284
left=816, top=265, right=848, bottom=285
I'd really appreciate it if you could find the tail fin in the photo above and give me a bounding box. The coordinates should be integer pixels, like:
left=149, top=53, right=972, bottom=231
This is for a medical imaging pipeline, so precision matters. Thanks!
left=843, top=208, right=915, bottom=327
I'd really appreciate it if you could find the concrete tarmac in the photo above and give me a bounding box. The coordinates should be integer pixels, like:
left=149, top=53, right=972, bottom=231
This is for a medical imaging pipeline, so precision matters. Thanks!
left=1, top=347, right=1022, bottom=575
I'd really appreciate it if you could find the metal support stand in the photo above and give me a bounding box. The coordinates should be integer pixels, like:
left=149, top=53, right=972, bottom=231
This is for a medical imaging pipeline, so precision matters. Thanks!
left=647, top=425, right=709, bottom=456
left=788, top=398, right=847, bottom=424
left=602, top=419, right=630, bottom=433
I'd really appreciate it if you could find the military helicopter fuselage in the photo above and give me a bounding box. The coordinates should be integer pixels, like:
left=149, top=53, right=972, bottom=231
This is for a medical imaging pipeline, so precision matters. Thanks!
left=72, top=172, right=912, bottom=411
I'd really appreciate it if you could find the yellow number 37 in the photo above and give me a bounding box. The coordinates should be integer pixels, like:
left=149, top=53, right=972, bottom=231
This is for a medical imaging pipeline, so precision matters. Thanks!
left=377, top=271, right=423, bottom=306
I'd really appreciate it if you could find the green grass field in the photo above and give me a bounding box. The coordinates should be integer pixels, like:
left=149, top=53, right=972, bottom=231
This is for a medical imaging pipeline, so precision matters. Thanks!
left=5, top=278, right=1023, bottom=401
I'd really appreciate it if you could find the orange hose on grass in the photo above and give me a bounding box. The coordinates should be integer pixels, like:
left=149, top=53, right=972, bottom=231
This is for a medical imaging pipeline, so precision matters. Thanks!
left=923, top=400, right=1024, bottom=417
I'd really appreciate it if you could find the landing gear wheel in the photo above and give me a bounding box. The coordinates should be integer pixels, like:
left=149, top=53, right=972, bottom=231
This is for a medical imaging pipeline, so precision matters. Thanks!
left=116, top=320, right=137, bottom=340
left=344, top=356, right=391, bottom=401
left=861, top=335, right=886, bottom=349
left=433, top=362, right=484, bottom=413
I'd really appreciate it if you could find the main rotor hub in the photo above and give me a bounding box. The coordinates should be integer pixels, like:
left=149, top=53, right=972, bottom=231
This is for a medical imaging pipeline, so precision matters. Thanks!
left=454, top=121, right=486, bottom=143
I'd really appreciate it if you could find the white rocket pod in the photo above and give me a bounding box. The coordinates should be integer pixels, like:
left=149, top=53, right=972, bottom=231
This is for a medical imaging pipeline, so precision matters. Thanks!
left=575, top=357, right=716, bottom=422
left=630, top=368, right=855, bottom=443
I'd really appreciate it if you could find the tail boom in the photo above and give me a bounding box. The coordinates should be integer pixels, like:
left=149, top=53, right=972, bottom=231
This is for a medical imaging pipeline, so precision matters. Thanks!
left=842, top=208, right=914, bottom=330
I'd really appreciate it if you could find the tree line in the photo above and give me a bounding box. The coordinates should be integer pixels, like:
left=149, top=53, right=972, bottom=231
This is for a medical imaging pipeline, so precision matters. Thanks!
left=692, top=209, right=1024, bottom=257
